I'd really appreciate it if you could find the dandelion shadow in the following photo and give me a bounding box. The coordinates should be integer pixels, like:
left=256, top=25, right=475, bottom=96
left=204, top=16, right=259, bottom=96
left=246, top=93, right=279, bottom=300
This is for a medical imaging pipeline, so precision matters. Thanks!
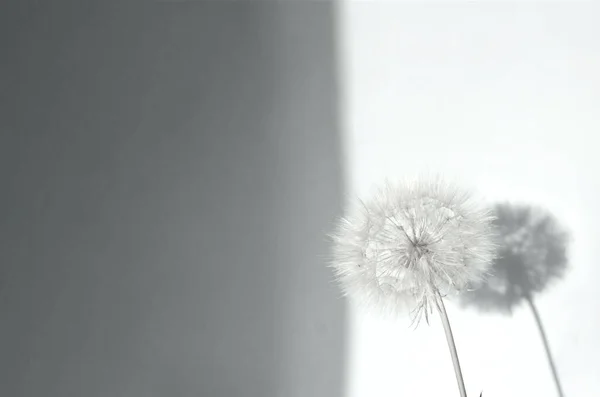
left=461, top=203, right=570, bottom=397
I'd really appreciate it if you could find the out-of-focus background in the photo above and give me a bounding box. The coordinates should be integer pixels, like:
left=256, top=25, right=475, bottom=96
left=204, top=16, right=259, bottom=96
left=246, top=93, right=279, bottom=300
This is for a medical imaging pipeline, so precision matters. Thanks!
left=2, top=2, right=599, bottom=397
left=1, top=3, right=345, bottom=397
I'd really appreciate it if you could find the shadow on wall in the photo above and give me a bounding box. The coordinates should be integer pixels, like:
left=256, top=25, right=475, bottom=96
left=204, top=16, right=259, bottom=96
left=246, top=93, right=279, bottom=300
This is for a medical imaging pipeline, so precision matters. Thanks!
left=0, top=3, right=345, bottom=397
left=461, top=203, right=570, bottom=397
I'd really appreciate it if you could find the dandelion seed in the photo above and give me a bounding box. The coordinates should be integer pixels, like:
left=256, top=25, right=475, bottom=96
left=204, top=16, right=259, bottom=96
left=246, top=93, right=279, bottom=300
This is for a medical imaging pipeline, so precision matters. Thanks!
left=330, top=177, right=496, bottom=320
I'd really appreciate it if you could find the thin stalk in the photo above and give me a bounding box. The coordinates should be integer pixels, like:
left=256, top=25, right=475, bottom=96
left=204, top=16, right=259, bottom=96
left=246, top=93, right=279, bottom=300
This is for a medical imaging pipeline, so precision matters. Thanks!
left=435, top=290, right=467, bottom=397
left=525, top=295, right=565, bottom=397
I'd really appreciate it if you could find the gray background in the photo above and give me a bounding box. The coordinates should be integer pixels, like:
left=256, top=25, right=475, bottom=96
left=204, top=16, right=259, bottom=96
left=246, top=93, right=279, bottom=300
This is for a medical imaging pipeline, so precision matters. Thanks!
left=1, top=4, right=345, bottom=396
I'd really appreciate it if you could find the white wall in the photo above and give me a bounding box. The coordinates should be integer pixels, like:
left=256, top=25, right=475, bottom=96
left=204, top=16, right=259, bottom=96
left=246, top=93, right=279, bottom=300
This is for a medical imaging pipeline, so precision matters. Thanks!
left=338, top=3, right=600, bottom=397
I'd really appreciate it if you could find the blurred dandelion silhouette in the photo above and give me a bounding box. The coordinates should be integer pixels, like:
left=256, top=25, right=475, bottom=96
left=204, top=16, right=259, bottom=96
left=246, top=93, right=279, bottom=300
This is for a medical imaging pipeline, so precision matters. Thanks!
left=330, top=178, right=496, bottom=397
left=461, top=203, right=570, bottom=397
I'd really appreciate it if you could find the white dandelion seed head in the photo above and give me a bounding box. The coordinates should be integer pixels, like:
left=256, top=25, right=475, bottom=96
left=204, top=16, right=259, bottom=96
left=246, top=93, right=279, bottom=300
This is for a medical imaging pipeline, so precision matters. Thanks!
left=330, top=177, right=497, bottom=322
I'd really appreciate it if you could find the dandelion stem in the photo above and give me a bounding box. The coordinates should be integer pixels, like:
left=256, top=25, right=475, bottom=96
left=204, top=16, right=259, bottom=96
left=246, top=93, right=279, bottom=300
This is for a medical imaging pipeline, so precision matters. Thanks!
left=435, top=289, right=467, bottom=397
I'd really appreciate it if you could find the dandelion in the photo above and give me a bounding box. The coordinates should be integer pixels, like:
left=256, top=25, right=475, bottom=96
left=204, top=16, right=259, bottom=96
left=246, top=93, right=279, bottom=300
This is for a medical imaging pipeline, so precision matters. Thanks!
left=330, top=177, right=496, bottom=397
